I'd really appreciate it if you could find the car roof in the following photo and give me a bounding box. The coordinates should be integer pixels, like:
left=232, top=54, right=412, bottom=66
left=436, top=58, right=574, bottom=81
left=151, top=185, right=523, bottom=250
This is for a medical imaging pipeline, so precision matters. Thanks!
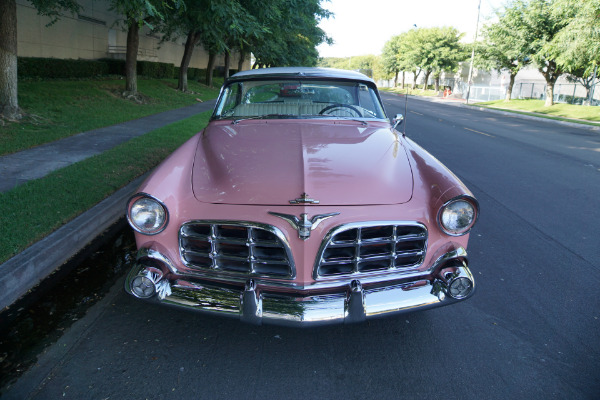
left=228, top=67, right=375, bottom=84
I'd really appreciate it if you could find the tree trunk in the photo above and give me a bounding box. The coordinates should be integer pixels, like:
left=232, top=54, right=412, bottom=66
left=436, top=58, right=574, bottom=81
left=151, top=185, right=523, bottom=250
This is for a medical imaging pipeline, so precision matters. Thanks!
left=584, top=86, right=591, bottom=101
left=540, top=60, right=561, bottom=107
left=223, top=50, right=230, bottom=79
left=545, top=81, right=555, bottom=107
left=205, top=52, right=216, bottom=87
left=237, top=51, right=246, bottom=72
left=178, top=30, right=200, bottom=92
left=434, top=76, right=440, bottom=92
left=401, top=71, right=405, bottom=89
left=423, top=70, right=431, bottom=90
left=505, top=71, right=516, bottom=101
left=125, top=19, right=139, bottom=95
left=0, top=0, right=21, bottom=120
left=411, top=70, right=421, bottom=90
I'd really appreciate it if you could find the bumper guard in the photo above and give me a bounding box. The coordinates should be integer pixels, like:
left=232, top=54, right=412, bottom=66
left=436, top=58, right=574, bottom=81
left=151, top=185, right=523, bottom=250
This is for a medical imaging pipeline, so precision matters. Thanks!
left=124, top=249, right=474, bottom=327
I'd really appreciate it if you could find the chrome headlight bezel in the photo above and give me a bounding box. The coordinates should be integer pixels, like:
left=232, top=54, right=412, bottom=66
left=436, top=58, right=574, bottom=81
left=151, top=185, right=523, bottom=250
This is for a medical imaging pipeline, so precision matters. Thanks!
left=127, top=193, right=169, bottom=235
left=437, top=195, right=479, bottom=236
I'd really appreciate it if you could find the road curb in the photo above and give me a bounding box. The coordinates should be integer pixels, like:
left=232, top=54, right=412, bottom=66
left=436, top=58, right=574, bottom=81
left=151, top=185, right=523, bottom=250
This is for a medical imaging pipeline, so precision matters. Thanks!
left=0, top=175, right=146, bottom=311
left=1, top=273, right=128, bottom=399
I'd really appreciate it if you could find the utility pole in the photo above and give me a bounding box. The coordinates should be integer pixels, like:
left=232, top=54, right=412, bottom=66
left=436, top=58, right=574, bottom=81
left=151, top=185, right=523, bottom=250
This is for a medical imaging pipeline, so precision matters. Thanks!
left=466, top=0, right=482, bottom=104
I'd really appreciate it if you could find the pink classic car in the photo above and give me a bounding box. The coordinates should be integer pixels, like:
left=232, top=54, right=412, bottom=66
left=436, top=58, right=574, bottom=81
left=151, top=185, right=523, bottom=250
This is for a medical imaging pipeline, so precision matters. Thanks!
left=124, top=67, right=479, bottom=326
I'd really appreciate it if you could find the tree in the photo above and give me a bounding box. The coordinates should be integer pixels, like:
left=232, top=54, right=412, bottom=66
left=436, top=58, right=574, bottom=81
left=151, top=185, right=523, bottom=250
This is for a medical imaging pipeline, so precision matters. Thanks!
left=235, top=0, right=282, bottom=71
left=477, top=5, right=532, bottom=101
left=160, top=0, right=262, bottom=90
left=371, top=56, right=390, bottom=83
left=566, top=68, right=597, bottom=101
left=159, top=0, right=205, bottom=91
left=549, top=0, right=600, bottom=76
left=381, top=35, right=402, bottom=87
left=422, top=27, right=465, bottom=92
left=524, top=0, right=570, bottom=106
left=547, top=0, right=599, bottom=104
left=251, top=0, right=331, bottom=68
left=395, top=29, right=423, bottom=90
left=318, top=55, right=388, bottom=81
left=198, top=1, right=263, bottom=87
left=109, top=0, right=183, bottom=96
left=503, top=0, right=569, bottom=106
left=0, top=0, right=80, bottom=121
left=413, top=29, right=438, bottom=90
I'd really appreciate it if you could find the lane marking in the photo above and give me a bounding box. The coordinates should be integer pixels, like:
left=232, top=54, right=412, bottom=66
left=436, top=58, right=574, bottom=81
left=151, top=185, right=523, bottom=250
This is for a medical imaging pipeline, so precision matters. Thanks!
left=410, top=111, right=424, bottom=116
left=464, top=127, right=495, bottom=138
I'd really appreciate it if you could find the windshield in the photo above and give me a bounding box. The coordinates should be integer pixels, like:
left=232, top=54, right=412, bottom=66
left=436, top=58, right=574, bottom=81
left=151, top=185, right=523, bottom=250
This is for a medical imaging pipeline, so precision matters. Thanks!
left=213, top=79, right=387, bottom=121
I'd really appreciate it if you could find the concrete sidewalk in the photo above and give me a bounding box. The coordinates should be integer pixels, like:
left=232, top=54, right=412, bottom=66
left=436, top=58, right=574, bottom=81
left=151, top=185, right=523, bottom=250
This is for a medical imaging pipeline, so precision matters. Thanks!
left=0, top=100, right=215, bottom=311
left=0, top=99, right=216, bottom=193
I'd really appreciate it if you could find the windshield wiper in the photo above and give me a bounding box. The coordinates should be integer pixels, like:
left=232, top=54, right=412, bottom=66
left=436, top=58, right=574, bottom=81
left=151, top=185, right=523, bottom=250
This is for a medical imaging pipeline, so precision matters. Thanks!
left=310, top=115, right=369, bottom=126
left=232, top=114, right=297, bottom=124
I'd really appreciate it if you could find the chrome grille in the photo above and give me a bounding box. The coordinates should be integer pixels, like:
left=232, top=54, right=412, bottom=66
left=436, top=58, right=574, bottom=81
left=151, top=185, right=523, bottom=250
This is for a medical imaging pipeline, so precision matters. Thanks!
left=179, top=221, right=295, bottom=279
left=315, top=222, right=427, bottom=278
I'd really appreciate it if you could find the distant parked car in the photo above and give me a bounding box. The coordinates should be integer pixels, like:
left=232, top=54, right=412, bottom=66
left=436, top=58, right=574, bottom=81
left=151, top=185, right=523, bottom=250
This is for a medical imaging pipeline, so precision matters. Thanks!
left=124, top=67, right=479, bottom=326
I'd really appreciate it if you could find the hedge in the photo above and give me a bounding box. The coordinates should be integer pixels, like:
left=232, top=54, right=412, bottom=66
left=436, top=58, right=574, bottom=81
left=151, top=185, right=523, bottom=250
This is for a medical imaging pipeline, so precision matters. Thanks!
left=173, top=66, right=206, bottom=81
left=18, top=57, right=109, bottom=79
left=17, top=57, right=234, bottom=81
left=137, top=60, right=174, bottom=79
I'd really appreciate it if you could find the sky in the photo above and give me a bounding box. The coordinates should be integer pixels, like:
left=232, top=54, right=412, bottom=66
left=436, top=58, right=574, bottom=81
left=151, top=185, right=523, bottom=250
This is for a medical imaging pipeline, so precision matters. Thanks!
left=317, top=0, right=506, bottom=58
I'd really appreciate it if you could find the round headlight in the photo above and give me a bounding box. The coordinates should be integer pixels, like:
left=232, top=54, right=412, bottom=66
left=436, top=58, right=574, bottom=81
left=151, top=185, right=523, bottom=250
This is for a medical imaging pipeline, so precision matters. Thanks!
left=438, top=197, right=478, bottom=236
left=127, top=195, right=168, bottom=235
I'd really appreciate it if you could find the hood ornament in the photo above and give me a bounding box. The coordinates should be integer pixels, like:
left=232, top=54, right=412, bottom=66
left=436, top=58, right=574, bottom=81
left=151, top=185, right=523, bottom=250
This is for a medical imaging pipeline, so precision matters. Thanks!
left=289, top=193, right=320, bottom=204
left=269, top=212, right=340, bottom=240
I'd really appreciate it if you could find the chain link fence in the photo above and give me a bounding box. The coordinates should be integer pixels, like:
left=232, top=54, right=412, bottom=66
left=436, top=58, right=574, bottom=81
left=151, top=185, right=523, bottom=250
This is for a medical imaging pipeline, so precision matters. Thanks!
left=462, top=82, right=599, bottom=105
left=514, top=83, right=598, bottom=105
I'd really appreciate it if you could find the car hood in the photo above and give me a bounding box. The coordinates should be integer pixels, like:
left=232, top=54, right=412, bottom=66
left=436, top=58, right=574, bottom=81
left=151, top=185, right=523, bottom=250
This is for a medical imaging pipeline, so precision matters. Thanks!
left=192, top=120, right=413, bottom=206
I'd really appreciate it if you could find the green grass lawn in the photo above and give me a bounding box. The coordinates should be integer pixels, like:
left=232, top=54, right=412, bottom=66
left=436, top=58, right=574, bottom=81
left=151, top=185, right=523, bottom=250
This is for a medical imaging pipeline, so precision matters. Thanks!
left=0, top=112, right=211, bottom=263
left=380, top=87, right=441, bottom=97
left=469, top=99, right=600, bottom=124
left=0, top=77, right=221, bottom=156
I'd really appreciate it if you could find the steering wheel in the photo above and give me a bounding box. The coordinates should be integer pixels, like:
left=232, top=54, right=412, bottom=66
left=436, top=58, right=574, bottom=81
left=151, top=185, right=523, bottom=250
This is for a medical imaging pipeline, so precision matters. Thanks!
left=319, top=104, right=362, bottom=117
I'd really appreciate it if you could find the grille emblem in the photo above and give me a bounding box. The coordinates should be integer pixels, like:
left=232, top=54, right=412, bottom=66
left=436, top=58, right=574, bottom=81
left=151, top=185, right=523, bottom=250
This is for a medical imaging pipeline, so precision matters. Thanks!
left=269, top=212, right=340, bottom=240
left=289, top=193, right=320, bottom=204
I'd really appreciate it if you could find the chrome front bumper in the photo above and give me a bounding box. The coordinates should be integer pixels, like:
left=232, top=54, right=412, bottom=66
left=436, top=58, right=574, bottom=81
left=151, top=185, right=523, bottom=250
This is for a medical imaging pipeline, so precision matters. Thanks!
left=124, top=249, right=475, bottom=327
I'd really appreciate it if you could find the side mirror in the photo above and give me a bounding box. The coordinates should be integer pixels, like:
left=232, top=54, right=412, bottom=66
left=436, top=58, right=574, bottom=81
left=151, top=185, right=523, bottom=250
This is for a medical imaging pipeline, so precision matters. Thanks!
left=392, top=113, right=404, bottom=130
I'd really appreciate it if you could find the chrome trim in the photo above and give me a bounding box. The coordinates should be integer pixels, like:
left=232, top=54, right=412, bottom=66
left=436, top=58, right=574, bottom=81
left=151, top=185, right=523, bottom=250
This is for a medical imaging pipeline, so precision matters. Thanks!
left=431, top=261, right=475, bottom=300
left=313, top=221, right=428, bottom=280
left=178, top=220, right=296, bottom=280
left=133, top=245, right=468, bottom=293
left=392, top=113, right=404, bottom=130
left=123, top=255, right=475, bottom=327
left=136, top=247, right=179, bottom=275
left=240, top=279, right=262, bottom=325
left=268, top=211, right=340, bottom=240
left=289, top=192, right=320, bottom=204
left=443, top=262, right=475, bottom=299
left=130, top=275, right=156, bottom=299
left=437, top=195, right=480, bottom=237
left=345, top=280, right=367, bottom=323
left=126, top=192, right=170, bottom=236
left=125, top=264, right=161, bottom=299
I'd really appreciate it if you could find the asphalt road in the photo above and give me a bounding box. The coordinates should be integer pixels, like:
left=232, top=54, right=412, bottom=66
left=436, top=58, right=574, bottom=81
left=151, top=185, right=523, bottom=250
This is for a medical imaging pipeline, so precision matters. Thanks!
left=5, top=96, right=599, bottom=399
